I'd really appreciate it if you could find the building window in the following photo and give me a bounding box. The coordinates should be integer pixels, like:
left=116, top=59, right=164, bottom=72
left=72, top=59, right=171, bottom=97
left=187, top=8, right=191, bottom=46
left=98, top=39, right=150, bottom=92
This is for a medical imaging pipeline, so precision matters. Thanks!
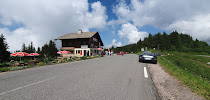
left=64, top=41, right=68, bottom=47
left=73, top=41, right=75, bottom=47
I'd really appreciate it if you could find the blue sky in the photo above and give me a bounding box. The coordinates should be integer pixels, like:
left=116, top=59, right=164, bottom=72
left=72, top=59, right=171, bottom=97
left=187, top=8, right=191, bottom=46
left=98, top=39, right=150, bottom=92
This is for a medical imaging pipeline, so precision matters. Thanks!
left=89, top=0, right=171, bottom=48
left=0, top=0, right=210, bottom=51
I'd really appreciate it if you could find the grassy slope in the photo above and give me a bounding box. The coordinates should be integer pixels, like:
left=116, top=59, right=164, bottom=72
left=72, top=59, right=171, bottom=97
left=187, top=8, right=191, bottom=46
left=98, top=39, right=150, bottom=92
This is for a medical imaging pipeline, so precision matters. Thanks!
left=158, top=52, right=210, bottom=99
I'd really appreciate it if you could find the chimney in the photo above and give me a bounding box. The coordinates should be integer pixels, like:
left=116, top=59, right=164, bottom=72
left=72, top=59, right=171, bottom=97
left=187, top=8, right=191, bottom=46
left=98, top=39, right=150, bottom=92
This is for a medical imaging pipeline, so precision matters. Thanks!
left=77, top=29, right=82, bottom=34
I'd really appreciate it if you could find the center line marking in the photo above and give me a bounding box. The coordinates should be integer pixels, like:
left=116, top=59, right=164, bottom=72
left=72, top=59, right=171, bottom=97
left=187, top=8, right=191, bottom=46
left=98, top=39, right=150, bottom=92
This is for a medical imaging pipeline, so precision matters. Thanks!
left=0, top=76, right=56, bottom=96
left=144, top=67, right=148, bottom=78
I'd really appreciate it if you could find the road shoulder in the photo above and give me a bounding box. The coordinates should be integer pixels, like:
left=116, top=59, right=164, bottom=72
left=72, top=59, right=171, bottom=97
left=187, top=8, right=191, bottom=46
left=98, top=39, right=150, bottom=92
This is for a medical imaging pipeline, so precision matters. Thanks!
left=147, top=63, right=205, bottom=100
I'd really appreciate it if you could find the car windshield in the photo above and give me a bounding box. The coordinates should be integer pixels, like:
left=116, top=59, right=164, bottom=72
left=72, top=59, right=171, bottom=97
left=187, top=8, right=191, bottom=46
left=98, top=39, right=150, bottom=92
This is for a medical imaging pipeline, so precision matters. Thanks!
left=142, top=52, right=154, bottom=56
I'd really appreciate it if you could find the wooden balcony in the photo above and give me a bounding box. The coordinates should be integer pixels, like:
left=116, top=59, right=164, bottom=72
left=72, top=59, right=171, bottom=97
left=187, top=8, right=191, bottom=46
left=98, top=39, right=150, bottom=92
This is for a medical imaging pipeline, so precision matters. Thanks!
left=60, top=47, right=74, bottom=51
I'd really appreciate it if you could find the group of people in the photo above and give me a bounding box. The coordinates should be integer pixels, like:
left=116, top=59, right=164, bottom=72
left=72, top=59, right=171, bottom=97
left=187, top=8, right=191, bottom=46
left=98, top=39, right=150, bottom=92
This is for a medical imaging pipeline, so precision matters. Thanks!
left=106, top=51, right=113, bottom=56
left=104, top=51, right=124, bottom=58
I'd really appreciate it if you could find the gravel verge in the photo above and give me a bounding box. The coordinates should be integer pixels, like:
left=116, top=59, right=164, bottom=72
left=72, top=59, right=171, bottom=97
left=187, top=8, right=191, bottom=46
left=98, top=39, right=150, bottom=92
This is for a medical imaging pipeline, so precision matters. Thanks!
left=147, top=63, right=205, bottom=100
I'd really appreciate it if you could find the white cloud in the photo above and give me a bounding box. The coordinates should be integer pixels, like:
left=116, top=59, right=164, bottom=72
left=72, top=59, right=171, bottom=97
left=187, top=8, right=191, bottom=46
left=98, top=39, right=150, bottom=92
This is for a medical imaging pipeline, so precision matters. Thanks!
left=106, top=39, right=122, bottom=48
left=113, top=0, right=210, bottom=44
left=107, top=1, right=130, bottom=26
left=0, top=0, right=107, bottom=51
left=118, top=23, right=148, bottom=44
left=1, top=28, right=40, bottom=52
left=165, top=14, right=210, bottom=44
left=112, top=39, right=122, bottom=47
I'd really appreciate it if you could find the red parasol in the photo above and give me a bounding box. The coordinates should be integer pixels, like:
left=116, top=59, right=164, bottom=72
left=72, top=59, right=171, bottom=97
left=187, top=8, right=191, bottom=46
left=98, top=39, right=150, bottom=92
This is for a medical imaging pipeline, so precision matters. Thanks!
left=28, top=53, right=40, bottom=60
left=10, top=52, right=29, bottom=57
left=10, top=52, right=29, bottom=61
left=57, top=51, right=70, bottom=54
left=28, top=53, right=40, bottom=56
left=97, top=48, right=103, bottom=50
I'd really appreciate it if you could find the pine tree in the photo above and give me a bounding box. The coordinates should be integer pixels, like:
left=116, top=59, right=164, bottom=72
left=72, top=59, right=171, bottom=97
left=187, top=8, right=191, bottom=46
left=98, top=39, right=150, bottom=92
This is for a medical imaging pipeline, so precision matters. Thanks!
left=0, top=34, right=10, bottom=62
left=193, top=39, right=201, bottom=48
left=160, top=32, right=170, bottom=50
left=21, top=43, right=27, bottom=52
left=40, top=43, right=49, bottom=58
left=137, top=39, right=142, bottom=50
left=169, top=31, right=182, bottom=50
left=180, top=33, right=192, bottom=48
left=147, top=33, right=153, bottom=48
left=48, top=40, right=58, bottom=58
left=142, top=37, right=149, bottom=47
left=28, top=41, right=35, bottom=53
left=37, top=47, right=41, bottom=53
left=153, top=33, right=161, bottom=49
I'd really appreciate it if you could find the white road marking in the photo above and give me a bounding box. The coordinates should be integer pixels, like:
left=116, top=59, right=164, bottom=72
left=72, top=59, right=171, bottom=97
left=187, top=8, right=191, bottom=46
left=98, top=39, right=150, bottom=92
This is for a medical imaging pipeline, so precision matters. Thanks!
left=0, top=76, right=56, bottom=96
left=144, top=67, right=148, bottom=78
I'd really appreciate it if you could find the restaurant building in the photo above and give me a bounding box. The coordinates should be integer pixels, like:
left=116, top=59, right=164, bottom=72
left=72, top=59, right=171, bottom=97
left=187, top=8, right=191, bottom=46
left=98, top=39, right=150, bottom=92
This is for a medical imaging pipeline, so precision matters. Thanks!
left=55, top=30, right=104, bottom=58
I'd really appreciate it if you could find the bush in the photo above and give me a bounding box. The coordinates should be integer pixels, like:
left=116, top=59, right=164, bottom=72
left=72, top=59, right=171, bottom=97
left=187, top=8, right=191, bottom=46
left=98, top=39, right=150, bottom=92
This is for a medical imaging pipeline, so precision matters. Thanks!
left=43, top=59, right=49, bottom=64
left=80, top=56, right=87, bottom=60
left=23, top=59, right=30, bottom=63
left=48, top=57, right=55, bottom=61
left=0, top=67, right=11, bottom=72
left=72, top=58, right=76, bottom=61
left=76, top=58, right=80, bottom=61
left=0, top=62, right=10, bottom=68
left=68, top=59, right=73, bottom=62
left=37, top=62, right=45, bottom=66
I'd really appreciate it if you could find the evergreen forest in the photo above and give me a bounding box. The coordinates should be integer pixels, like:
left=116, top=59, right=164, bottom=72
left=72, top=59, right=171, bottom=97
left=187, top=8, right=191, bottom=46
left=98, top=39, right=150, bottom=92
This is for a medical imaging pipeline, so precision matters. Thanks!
left=113, top=31, right=210, bottom=54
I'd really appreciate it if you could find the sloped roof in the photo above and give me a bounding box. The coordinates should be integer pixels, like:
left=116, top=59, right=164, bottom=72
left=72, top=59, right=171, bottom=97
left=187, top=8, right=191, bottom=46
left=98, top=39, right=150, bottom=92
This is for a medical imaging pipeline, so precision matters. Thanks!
left=56, top=31, right=98, bottom=40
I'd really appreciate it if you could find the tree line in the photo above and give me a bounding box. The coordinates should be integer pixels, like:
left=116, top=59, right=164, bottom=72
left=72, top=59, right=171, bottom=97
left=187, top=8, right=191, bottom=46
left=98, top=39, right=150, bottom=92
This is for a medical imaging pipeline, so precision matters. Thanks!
left=113, top=31, right=210, bottom=54
left=21, top=40, right=58, bottom=58
left=0, top=34, right=58, bottom=63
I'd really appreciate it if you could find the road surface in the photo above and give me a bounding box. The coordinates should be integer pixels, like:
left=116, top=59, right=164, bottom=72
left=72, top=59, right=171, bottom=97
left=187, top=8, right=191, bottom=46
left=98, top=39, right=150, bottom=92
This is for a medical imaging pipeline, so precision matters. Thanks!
left=0, top=54, right=160, bottom=100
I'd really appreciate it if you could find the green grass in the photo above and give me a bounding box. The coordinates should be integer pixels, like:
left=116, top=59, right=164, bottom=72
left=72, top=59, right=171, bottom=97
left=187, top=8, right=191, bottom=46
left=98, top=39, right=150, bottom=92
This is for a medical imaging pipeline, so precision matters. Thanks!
left=0, top=64, right=37, bottom=72
left=0, top=67, right=11, bottom=72
left=158, top=53, right=210, bottom=99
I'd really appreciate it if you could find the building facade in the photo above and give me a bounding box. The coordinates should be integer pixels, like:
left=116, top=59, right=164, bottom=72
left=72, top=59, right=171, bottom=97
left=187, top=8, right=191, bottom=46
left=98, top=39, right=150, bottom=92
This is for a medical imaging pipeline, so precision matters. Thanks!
left=55, top=30, right=104, bottom=57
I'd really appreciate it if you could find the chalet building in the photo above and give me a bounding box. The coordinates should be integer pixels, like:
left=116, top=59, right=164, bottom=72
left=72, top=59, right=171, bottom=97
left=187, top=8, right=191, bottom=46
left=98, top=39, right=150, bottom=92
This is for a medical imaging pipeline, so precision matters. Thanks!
left=55, top=30, right=104, bottom=57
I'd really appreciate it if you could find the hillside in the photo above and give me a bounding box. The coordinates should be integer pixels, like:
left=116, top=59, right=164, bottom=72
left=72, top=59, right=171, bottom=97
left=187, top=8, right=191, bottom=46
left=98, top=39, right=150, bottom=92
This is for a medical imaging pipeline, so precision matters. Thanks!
left=113, top=31, right=210, bottom=54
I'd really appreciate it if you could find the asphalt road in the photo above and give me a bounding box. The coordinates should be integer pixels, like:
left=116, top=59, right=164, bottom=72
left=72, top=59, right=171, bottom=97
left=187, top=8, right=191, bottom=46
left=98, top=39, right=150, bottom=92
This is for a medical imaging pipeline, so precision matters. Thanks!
left=0, top=54, right=160, bottom=100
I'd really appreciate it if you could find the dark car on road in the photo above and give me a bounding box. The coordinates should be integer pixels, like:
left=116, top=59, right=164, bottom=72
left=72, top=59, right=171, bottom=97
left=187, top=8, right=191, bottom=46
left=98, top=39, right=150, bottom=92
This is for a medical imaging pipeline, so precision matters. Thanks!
left=139, top=52, right=157, bottom=64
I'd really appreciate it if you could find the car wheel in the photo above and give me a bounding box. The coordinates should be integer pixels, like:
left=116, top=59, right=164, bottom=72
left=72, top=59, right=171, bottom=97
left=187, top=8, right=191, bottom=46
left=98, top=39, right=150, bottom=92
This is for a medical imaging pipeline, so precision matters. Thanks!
left=153, top=61, right=157, bottom=64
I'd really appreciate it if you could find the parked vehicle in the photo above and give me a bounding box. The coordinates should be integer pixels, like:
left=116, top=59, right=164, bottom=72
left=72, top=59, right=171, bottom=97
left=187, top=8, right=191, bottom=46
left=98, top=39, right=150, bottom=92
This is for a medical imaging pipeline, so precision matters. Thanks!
left=139, top=52, right=157, bottom=64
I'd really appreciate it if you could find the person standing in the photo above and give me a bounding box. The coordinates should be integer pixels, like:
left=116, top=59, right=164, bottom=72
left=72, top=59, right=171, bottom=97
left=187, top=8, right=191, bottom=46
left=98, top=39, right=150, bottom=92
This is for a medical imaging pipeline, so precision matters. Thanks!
left=121, top=51, right=124, bottom=58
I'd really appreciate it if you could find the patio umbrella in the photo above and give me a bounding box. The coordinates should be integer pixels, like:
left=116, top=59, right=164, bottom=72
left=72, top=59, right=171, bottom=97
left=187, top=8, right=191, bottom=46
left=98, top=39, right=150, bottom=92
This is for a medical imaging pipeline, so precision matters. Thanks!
left=10, top=52, right=29, bottom=62
left=57, top=51, right=70, bottom=54
left=28, top=53, right=40, bottom=60
left=97, top=48, right=104, bottom=50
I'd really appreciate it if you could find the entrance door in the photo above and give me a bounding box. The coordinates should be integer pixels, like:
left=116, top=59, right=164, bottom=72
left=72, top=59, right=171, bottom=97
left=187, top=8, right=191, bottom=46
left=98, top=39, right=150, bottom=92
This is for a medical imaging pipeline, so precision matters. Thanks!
left=87, top=50, right=89, bottom=56
left=84, top=50, right=86, bottom=56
